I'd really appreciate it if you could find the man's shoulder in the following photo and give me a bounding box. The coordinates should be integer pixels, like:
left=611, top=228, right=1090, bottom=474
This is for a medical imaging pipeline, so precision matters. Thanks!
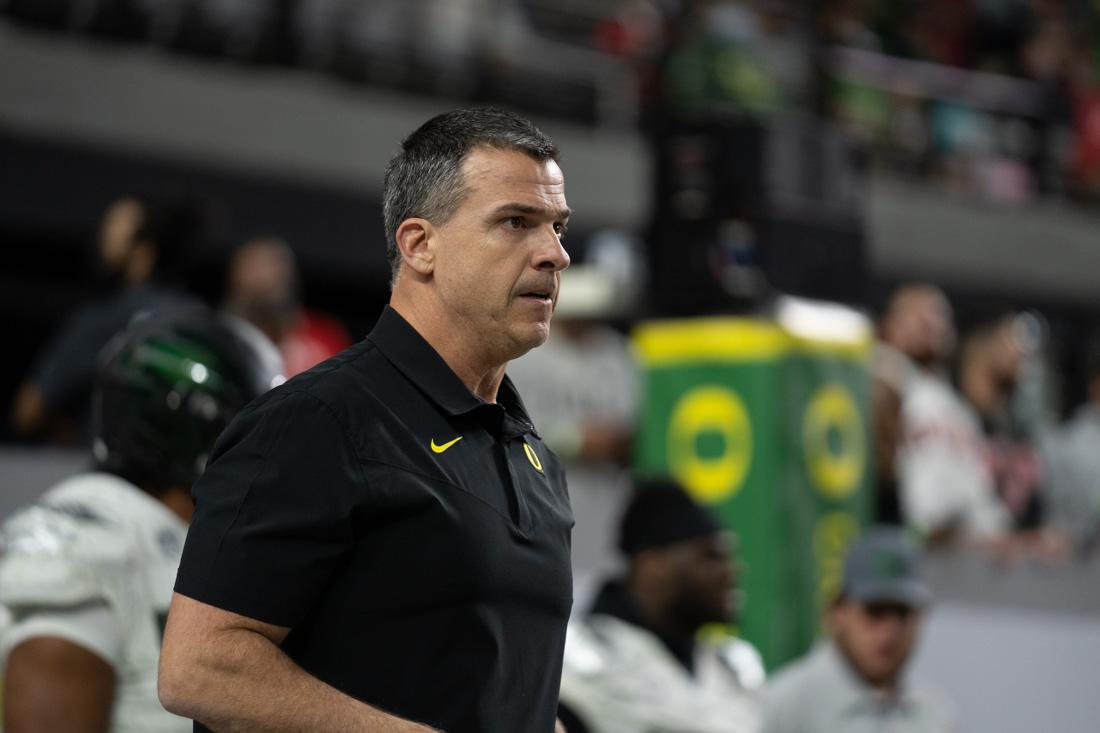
left=565, top=613, right=676, bottom=675
left=903, top=372, right=975, bottom=423
left=209, top=338, right=394, bottom=466
left=703, top=635, right=767, bottom=691
left=4, top=473, right=152, bottom=547
left=903, top=679, right=957, bottom=727
left=0, top=474, right=147, bottom=607
left=246, top=338, right=382, bottom=418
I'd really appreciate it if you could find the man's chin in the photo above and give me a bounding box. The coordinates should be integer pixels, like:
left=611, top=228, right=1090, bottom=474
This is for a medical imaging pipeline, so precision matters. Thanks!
left=506, top=326, right=551, bottom=360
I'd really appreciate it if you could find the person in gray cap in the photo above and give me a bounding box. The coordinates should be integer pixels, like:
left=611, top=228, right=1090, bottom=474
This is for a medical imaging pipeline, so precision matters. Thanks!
left=760, top=526, right=955, bottom=733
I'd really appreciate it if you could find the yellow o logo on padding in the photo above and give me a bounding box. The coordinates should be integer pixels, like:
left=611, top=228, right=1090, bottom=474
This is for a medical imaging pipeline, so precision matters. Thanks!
left=667, top=385, right=753, bottom=503
left=813, top=510, right=861, bottom=611
left=523, top=442, right=544, bottom=473
left=803, top=384, right=864, bottom=500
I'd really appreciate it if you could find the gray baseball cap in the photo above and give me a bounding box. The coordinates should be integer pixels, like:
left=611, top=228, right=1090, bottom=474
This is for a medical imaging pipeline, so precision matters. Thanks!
left=841, top=526, right=931, bottom=607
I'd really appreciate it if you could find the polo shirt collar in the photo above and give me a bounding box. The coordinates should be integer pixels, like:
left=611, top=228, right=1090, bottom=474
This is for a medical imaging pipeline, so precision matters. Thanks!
left=368, top=306, right=539, bottom=434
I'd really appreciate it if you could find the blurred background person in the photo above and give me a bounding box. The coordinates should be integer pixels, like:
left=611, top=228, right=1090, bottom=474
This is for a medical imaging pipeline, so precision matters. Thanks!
left=508, top=262, right=640, bottom=609
left=222, top=236, right=351, bottom=378
left=558, top=478, right=763, bottom=733
left=10, top=195, right=202, bottom=446
left=956, top=312, right=1074, bottom=563
left=872, top=282, right=958, bottom=525
left=877, top=284, right=1011, bottom=544
left=957, top=313, right=1044, bottom=530
left=761, top=526, right=954, bottom=733
left=1040, top=338, right=1100, bottom=557
left=0, top=308, right=282, bottom=732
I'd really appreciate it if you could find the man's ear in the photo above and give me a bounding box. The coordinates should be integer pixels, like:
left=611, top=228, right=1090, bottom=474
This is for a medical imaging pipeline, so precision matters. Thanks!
left=395, top=218, right=434, bottom=276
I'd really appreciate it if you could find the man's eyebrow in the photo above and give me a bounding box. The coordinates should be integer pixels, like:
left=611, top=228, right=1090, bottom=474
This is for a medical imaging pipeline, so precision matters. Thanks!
left=490, top=203, right=572, bottom=221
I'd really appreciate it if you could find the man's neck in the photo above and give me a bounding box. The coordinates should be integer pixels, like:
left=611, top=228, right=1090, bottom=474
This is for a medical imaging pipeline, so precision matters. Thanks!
left=157, top=486, right=193, bottom=524
left=388, top=295, right=506, bottom=403
left=833, top=641, right=901, bottom=696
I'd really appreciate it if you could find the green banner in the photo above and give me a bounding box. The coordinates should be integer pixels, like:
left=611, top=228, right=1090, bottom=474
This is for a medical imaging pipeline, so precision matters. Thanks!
left=633, top=316, right=872, bottom=670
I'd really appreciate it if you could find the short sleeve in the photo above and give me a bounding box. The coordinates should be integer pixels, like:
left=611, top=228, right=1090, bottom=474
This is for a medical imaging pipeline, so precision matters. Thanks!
left=0, top=501, right=132, bottom=670
left=174, top=389, right=360, bottom=627
left=2, top=604, right=125, bottom=672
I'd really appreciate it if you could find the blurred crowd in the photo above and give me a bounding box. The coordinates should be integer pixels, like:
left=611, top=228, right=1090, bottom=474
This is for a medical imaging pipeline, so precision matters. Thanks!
left=822, top=0, right=1100, bottom=203
left=9, top=194, right=350, bottom=446
left=6, top=0, right=1100, bottom=202
left=873, top=283, right=1100, bottom=563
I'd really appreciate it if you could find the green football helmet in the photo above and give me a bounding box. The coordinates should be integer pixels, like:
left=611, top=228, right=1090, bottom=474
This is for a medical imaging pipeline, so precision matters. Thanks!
left=91, top=308, right=284, bottom=493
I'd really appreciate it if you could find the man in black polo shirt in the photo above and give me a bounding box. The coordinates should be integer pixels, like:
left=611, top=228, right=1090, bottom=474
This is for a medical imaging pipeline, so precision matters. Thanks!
left=158, top=108, right=574, bottom=733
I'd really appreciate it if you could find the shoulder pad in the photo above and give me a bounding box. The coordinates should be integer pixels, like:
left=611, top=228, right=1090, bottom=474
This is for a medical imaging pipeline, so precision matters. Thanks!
left=562, top=619, right=612, bottom=676
left=714, top=636, right=767, bottom=691
left=0, top=493, right=132, bottom=610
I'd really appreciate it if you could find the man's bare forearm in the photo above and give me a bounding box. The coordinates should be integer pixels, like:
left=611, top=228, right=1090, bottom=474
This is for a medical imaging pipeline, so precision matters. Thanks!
left=159, top=594, right=437, bottom=733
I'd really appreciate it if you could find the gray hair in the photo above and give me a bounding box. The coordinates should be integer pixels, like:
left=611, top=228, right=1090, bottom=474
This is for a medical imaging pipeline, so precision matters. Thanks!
left=382, top=108, right=559, bottom=283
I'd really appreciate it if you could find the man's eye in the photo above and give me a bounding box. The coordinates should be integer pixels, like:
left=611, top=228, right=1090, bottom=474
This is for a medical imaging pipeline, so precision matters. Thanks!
left=506, top=217, right=526, bottom=229
left=554, top=223, right=568, bottom=239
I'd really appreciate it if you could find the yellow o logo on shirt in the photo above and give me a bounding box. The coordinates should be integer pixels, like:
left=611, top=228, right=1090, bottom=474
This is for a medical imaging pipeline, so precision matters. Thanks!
left=803, top=384, right=865, bottom=500
left=523, top=442, right=544, bottom=473
left=667, top=385, right=753, bottom=503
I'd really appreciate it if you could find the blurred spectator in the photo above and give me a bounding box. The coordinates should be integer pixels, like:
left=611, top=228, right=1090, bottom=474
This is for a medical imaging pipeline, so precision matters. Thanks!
left=818, top=0, right=1100, bottom=205
left=593, top=0, right=663, bottom=60
left=957, top=313, right=1046, bottom=530
left=876, top=284, right=1010, bottom=543
left=10, top=195, right=201, bottom=445
left=558, top=479, right=763, bottom=733
left=222, top=236, right=351, bottom=378
left=1043, top=339, right=1100, bottom=555
left=0, top=309, right=282, bottom=732
left=819, top=0, right=881, bottom=51
left=873, top=284, right=949, bottom=522
left=656, top=0, right=790, bottom=118
left=761, top=526, right=954, bottom=733
left=507, top=263, right=640, bottom=606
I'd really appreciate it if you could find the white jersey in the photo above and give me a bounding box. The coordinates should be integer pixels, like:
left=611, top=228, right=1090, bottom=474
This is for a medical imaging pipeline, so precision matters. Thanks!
left=0, top=472, right=190, bottom=732
left=896, top=369, right=1009, bottom=538
left=559, top=614, right=763, bottom=733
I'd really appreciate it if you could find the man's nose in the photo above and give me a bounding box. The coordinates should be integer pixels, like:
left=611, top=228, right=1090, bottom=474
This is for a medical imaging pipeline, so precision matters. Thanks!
left=534, top=228, right=570, bottom=272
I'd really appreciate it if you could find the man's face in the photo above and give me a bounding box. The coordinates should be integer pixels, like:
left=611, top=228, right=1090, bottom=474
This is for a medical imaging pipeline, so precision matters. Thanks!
left=98, top=198, right=144, bottom=274
left=225, top=239, right=300, bottom=341
left=830, top=599, right=922, bottom=687
left=664, top=532, right=737, bottom=629
left=884, top=287, right=955, bottom=367
left=427, top=147, right=571, bottom=363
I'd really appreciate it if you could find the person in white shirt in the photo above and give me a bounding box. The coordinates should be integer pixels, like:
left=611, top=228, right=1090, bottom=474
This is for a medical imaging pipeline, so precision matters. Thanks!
left=874, top=284, right=1009, bottom=541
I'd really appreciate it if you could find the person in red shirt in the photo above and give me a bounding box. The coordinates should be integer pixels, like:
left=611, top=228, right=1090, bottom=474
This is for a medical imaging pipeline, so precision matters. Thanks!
left=223, top=236, right=351, bottom=377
